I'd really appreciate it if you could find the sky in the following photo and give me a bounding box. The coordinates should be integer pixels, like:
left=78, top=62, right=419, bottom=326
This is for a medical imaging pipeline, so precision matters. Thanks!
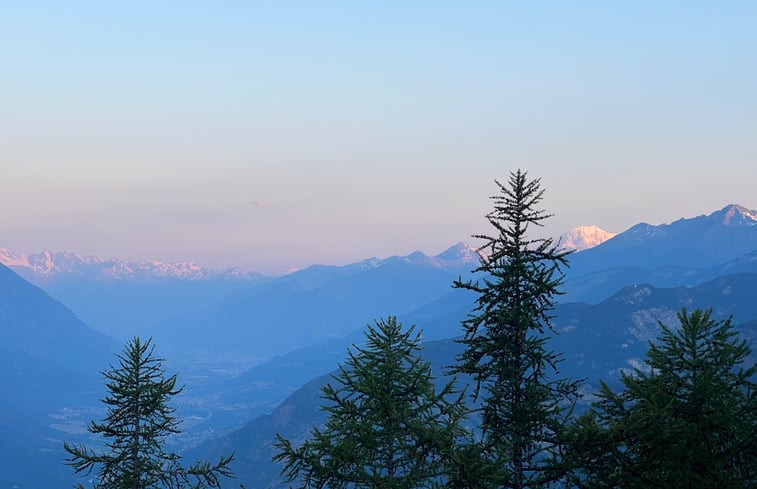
left=1, top=1, right=756, bottom=274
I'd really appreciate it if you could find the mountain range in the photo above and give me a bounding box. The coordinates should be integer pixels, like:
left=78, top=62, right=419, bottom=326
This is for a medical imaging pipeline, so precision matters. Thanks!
left=158, top=242, right=481, bottom=357
left=4, top=203, right=753, bottom=287
left=561, top=204, right=757, bottom=304
left=194, top=271, right=757, bottom=487
left=568, top=204, right=757, bottom=276
left=167, top=204, right=757, bottom=358
left=0, top=249, right=264, bottom=283
left=1, top=203, right=756, bottom=488
left=0, top=241, right=483, bottom=285
left=0, top=263, right=118, bottom=489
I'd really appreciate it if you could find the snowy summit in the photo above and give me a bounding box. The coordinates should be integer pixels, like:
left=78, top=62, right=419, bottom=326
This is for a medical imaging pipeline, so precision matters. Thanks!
left=559, top=225, right=617, bottom=251
left=0, top=249, right=262, bottom=283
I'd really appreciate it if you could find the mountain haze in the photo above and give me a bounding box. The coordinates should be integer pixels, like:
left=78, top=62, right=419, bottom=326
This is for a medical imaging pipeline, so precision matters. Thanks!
left=0, top=250, right=270, bottom=340
left=2, top=203, right=756, bottom=488
left=0, top=264, right=119, bottom=489
left=195, top=273, right=757, bottom=488
left=0, top=249, right=264, bottom=283
left=165, top=243, right=479, bottom=357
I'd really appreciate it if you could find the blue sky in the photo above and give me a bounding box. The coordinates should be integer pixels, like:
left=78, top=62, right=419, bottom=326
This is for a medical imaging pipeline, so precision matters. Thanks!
left=1, top=1, right=756, bottom=274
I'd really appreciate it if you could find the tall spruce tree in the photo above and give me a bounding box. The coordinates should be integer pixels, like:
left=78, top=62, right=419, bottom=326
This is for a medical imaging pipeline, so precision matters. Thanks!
left=274, top=317, right=466, bottom=489
left=453, top=170, right=579, bottom=489
left=64, top=337, right=234, bottom=489
left=569, top=309, right=757, bottom=489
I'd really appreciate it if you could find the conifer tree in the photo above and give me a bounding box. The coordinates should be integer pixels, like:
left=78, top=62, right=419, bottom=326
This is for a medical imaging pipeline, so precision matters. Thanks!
left=453, top=170, right=579, bottom=489
left=64, top=337, right=235, bottom=489
left=569, top=309, right=757, bottom=489
left=274, top=317, right=466, bottom=489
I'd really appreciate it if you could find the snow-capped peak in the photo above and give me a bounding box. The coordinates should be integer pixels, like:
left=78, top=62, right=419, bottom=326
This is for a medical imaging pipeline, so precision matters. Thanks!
left=0, top=248, right=262, bottom=283
left=718, top=204, right=757, bottom=226
left=349, top=243, right=483, bottom=272
left=433, top=242, right=482, bottom=265
left=0, top=248, right=30, bottom=267
left=559, top=225, right=616, bottom=251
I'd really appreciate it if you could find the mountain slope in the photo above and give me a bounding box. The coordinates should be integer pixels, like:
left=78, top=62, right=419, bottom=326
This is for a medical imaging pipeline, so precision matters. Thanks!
left=562, top=248, right=757, bottom=304
left=0, top=249, right=270, bottom=340
left=0, top=263, right=119, bottom=489
left=196, top=287, right=477, bottom=432
left=151, top=244, right=478, bottom=358
left=191, top=338, right=465, bottom=489
left=194, top=266, right=757, bottom=438
left=197, top=274, right=757, bottom=488
left=0, top=264, right=117, bottom=383
left=568, top=204, right=757, bottom=276
left=0, top=248, right=264, bottom=282
left=551, top=273, right=757, bottom=382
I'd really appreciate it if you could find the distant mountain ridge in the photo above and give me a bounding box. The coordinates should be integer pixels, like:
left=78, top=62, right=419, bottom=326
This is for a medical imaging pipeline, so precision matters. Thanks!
left=0, top=249, right=264, bottom=283
left=3, top=203, right=753, bottom=285
left=164, top=243, right=483, bottom=357
left=352, top=242, right=481, bottom=271
left=0, top=242, right=481, bottom=285
left=568, top=204, right=757, bottom=277
left=194, top=272, right=757, bottom=488
left=3, top=202, right=757, bottom=488
left=0, top=264, right=117, bottom=376
left=0, top=263, right=119, bottom=488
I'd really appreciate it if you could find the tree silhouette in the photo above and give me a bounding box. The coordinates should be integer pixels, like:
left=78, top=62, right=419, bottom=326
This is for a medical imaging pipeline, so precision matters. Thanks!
left=275, top=317, right=466, bottom=489
left=453, top=170, right=579, bottom=489
left=64, top=337, right=234, bottom=489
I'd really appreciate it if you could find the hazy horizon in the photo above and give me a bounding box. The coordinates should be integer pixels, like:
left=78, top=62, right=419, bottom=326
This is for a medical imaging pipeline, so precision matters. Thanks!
left=3, top=201, right=753, bottom=276
left=3, top=2, right=756, bottom=274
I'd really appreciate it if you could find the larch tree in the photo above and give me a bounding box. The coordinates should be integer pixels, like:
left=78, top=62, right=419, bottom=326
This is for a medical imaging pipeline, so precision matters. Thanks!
left=568, top=308, right=757, bottom=489
left=64, top=337, right=235, bottom=489
left=274, top=316, right=467, bottom=489
left=452, top=170, right=580, bottom=489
